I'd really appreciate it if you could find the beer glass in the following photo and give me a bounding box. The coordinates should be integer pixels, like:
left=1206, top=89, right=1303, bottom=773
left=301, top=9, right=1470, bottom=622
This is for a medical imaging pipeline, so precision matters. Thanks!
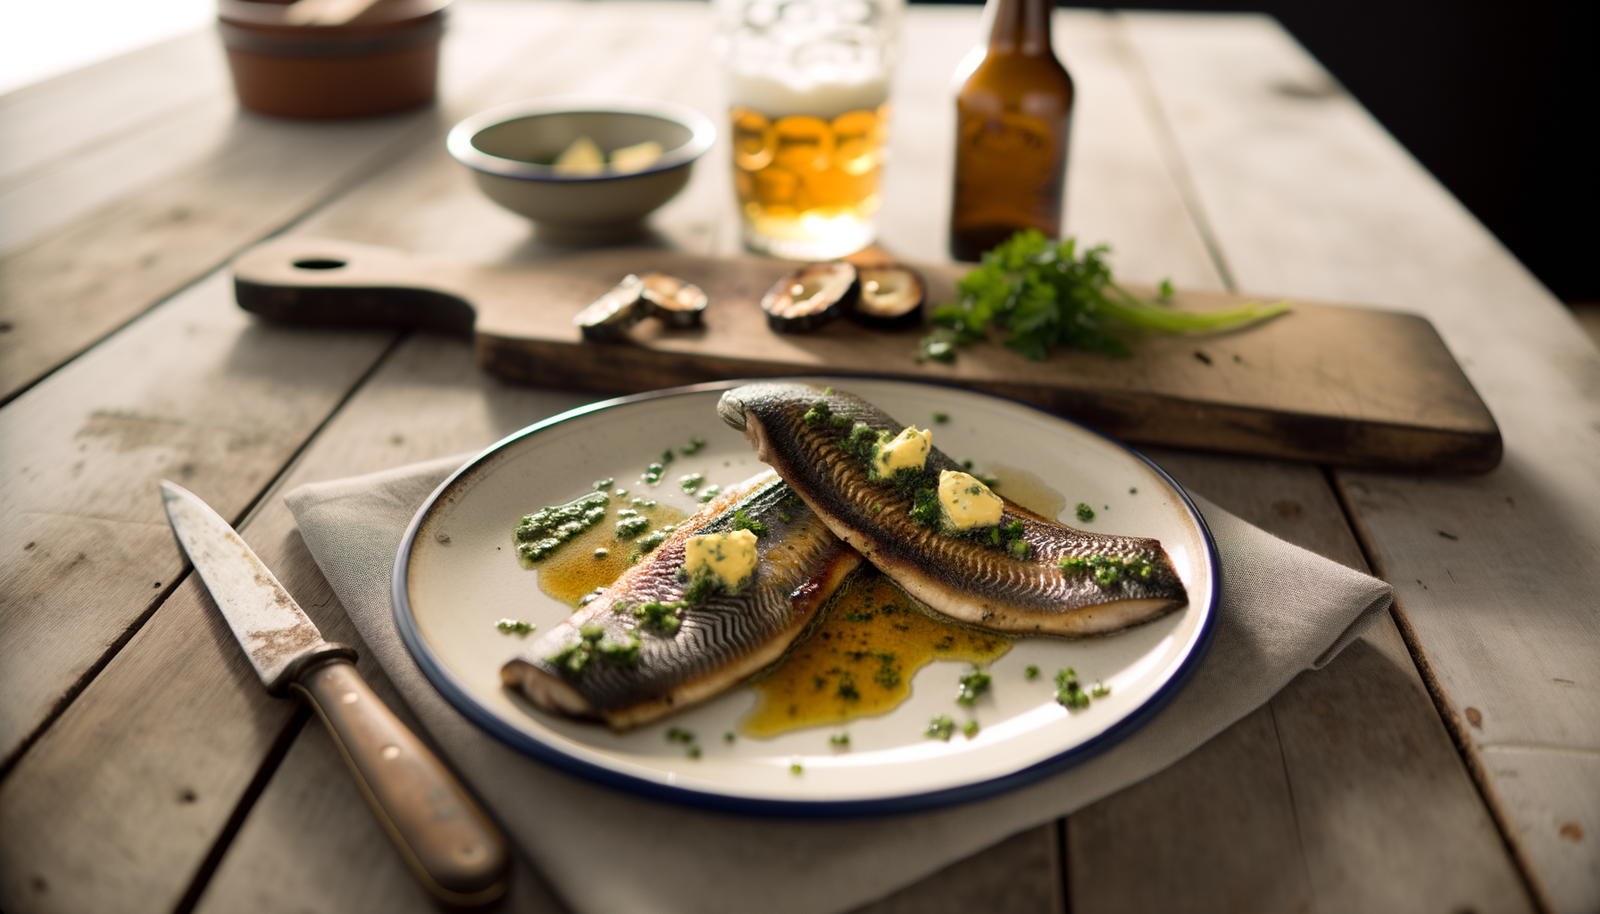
left=714, top=0, right=903, bottom=260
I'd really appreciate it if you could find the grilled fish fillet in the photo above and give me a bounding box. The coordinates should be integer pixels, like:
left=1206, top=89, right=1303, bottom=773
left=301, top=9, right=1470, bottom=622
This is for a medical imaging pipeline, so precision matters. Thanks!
left=717, top=383, right=1188, bottom=636
left=502, top=471, right=861, bottom=730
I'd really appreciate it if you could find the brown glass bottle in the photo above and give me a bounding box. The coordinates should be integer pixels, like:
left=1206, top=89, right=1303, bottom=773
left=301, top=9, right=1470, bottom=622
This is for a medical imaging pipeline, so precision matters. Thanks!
left=948, top=0, right=1075, bottom=262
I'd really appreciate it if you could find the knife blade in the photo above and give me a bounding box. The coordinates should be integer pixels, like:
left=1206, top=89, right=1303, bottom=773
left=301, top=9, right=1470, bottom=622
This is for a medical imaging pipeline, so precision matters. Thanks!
left=160, top=480, right=510, bottom=907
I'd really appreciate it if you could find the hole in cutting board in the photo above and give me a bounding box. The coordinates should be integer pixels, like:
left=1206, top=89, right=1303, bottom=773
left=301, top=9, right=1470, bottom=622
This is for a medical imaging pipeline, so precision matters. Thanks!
left=293, top=258, right=347, bottom=270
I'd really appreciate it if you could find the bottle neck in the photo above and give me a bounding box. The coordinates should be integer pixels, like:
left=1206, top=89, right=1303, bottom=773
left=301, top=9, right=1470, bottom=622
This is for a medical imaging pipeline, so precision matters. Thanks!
left=987, top=0, right=1054, bottom=57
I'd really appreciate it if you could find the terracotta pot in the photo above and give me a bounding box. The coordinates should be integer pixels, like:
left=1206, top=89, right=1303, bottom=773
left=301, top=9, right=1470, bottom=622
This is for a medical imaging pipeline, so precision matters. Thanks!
left=218, top=0, right=449, bottom=119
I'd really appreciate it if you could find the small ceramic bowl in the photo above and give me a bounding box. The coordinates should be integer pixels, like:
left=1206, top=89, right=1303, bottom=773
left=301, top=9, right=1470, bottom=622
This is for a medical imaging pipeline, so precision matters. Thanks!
left=447, top=97, right=717, bottom=246
left=218, top=0, right=447, bottom=119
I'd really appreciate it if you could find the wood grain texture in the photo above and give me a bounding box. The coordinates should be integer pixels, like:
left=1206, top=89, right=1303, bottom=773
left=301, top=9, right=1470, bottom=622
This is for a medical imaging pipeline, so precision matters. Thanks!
left=1119, top=12, right=1600, bottom=909
left=1071, top=704, right=1316, bottom=914
left=0, top=0, right=584, bottom=404
left=195, top=712, right=572, bottom=914
left=0, top=271, right=395, bottom=769
left=1070, top=448, right=1530, bottom=913
left=232, top=235, right=1501, bottom=472
left=1151, top=449, right=1532, bottom=913
left=851, top=825, right=1061, bottom=914
left=0, top=5, right=1546, bottom=914
left=0, top=327, right=590, bottom=914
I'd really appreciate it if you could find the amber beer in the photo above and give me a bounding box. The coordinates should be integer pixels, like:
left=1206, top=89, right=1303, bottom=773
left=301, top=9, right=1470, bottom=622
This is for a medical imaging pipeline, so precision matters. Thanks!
left=731, top=101, right=891, bottom=260
left=949, top=0, right=1075, bottom=261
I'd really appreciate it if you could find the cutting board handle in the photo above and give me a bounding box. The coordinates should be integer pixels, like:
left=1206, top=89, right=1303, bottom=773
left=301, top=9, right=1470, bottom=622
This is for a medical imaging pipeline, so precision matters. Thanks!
left=233, top=236, right=478, bottom=336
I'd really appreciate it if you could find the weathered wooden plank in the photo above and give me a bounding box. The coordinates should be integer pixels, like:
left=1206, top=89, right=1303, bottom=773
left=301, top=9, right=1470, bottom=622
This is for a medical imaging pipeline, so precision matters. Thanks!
left=0, top=0, right=583, bottom=403
left=0, top=324, right=592, bottom=914
left=1141, top=448, right=1533, bottom=914
left=0, top=0, right=602, bottom=771
left=0, top=270, right=395, bottom=770
left=851, top=825, right=1061, bottom=914
left=1119, top=12, right=1600, bottom=910
left=0, top=31, right=225, bottom=191
left=1070, top=704, right=1316, bottom=914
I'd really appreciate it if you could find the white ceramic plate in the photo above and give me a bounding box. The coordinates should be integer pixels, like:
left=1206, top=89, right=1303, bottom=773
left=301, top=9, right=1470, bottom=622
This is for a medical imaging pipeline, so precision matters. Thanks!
left=394, top=378, right=1219, bottom=815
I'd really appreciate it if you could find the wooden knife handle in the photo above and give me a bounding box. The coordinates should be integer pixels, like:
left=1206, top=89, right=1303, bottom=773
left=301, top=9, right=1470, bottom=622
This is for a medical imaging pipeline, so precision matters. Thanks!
left=292, top=658, right=510, bottom=907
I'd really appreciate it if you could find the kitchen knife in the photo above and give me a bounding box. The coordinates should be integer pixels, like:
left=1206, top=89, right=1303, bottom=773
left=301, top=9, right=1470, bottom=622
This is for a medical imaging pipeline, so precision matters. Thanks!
left=159, top=480, right=510, bottom=907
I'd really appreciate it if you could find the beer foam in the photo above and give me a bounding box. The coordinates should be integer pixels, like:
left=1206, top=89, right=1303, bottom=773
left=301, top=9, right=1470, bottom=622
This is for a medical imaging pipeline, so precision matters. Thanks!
left=727, top=69, right=888, bottom=120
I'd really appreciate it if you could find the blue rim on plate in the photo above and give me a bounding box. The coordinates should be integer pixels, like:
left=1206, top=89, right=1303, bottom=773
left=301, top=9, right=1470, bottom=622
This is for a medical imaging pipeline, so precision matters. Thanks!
left=392, top=378, right=1221, bottom=818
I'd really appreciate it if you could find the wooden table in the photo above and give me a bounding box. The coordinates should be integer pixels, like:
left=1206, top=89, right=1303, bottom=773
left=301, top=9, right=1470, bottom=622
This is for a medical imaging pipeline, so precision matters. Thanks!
left=2, top=3, right=1596, bottom=912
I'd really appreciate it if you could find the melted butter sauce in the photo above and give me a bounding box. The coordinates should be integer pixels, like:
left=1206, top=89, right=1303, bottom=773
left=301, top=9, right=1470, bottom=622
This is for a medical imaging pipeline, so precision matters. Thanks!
left=534, top=501, right=687, bottom=607
left=740, top=568, right=1011, bottom=738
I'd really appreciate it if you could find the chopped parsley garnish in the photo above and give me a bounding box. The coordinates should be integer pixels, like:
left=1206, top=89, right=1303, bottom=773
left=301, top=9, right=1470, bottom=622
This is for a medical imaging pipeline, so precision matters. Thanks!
left=698, top=485, right=722, bottom=503
left=1092, top=681, right=1111, bottom=698
left=615, top=513, right=651, bottom=539
left=642, top=462, right=666, bottom=486
left=635, top=529, right=670, bottom=554
left=803, top=399, right=833, bottom=425
left=731, top=508, right=768, bottom=538
left=678, top=473, right=705, bottom=494
left=593, top=478, right=614, bottom=490
left=918, top=230, right=1288, bottom=363
left=933, top=412, right=950, bottom=424
left=909, top=488, right=942, bottom=529
left=681, top=436, right=707, bottom=455
left=660, top=449, right=675, bottom=465
left=496, top=618, right=534, bottom=635
left=514, top=493, right=610, bottom=562
left=632, top=599, right=687, bottom=634
left=665, top=727, right=694, bottom=744
left=790, top=761, right=804, bottom=775
left=546, top=624, right=640, bottom=675
left=839, top=422, right=882, bottom=460
left=778, top=513, right=792, bottom=523
left=724, top=731, right=736, bottom=744
left=687, top=745, right=702, bottom=759
left=829, top=732, right=850, bottom=747
left=682, top=573, right=718, bottom=604
left=1024, top=664, right=1039, bottom=680
left=963, top=720, right=980, bottom=738
left=1060, top=554, right=1154, bottom=586
left=956, top=669, right=992, bottom=705
left=925, top=715, right=956, bottom=741
left=837, top=677, right=861, bottom=701
left=1075, top=503, right=1096, bottom=523
left=1129, top=487, right=1138, bottom=495
left=1055, top=668, right=1090, bottom=710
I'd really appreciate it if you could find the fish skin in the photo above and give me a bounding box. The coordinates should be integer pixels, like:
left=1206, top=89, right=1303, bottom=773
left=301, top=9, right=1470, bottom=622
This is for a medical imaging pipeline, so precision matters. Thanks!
left=502, top=471, right=861, bottom=730
left=718, top=382, right=1188, bottom=636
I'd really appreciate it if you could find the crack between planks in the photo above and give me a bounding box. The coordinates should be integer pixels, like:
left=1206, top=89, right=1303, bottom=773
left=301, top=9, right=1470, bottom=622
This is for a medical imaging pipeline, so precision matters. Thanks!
left=1054, top=816, right=1071, bottom=914
left=170, top=702, right=312, bottom=914
left=1264, top=700, right=1318, bottom=909
left=1324, top=466, right=1555, bottom=914
left=1105, top=11, right=1239, bottom=294
left=0, top=330, right=410, bottom=784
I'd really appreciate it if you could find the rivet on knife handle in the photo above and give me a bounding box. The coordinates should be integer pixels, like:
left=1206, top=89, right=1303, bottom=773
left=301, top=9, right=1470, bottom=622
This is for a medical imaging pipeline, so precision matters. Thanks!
left=293, top=657, right=511, bottom=906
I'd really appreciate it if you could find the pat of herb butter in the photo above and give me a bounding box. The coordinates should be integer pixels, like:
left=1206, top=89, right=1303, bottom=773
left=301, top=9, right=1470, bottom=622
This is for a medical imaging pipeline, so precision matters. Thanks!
left=683, top=529, right=759, bottom=590
left=937, top=470, right=1003, bottom=531
left=874, top=426, right=931, bottom=476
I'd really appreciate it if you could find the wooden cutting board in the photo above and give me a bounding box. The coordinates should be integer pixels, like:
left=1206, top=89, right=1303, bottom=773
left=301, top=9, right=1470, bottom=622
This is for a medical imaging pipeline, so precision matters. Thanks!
left=232, top=236, right=1501, bottom=472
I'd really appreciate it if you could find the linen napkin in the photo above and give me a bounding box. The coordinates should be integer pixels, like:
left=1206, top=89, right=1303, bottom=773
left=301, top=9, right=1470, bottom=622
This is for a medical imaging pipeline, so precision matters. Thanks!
left=285, top=455, right=1392, bottom=914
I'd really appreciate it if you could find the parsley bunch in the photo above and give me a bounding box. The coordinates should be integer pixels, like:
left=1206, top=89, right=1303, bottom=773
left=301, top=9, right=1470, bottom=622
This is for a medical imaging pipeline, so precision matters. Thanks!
left=920, top=230, right=1288, bottom=362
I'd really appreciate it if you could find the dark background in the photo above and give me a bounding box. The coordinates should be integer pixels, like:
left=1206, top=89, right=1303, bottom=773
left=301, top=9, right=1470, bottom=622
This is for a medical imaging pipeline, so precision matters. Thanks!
left=924, top=0, right=1600, bottom=303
